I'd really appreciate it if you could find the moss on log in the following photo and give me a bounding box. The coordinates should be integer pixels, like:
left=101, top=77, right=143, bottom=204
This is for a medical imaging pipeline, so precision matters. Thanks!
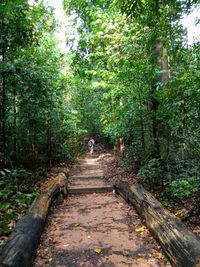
left=115, top=183, right=200, bottom=267
left=0, top=172, right=68, bottom=267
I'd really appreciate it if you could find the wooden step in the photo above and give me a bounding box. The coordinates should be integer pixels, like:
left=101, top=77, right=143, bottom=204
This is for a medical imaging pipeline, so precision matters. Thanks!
left=68, top=185, right=113, bottom=194
left=69, top=179, right=104, bottom=187
left=70, top=175, right=104, bottom=179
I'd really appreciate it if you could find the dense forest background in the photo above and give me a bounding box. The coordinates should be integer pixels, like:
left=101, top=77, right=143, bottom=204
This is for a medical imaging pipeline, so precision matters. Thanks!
left=0, top=0, right=200, bottom=241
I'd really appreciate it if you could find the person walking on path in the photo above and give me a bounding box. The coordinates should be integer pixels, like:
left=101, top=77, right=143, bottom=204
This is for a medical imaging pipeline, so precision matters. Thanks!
left=88, top=137, right=95, bottom=156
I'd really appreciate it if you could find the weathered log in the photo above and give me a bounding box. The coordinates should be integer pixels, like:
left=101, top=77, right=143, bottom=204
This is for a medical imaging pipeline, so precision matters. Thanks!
left=115, top=183, right=200, bottom=267
left=0, top=172, right=68, bottom=267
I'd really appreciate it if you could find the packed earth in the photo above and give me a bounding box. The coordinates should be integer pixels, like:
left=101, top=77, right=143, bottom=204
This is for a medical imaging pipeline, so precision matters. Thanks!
left=34, top=152, right=170, bottom=267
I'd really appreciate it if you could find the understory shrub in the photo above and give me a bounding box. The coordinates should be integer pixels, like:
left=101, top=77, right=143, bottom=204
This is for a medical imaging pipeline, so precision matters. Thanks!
left=0, top=168, right=38, bottom=244
left=121, top=141, right=146, bottom=171
left=138, top=158, right=164, bottom=188
left=138, top=158, right=200, bottom=200
left=165, top=176, right=200, bottom=198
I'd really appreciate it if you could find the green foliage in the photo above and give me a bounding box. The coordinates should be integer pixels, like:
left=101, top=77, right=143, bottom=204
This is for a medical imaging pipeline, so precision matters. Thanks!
left=0, top=168, right=38, bottom=238
left=158, top=44, right=200, bottom=159
left=166, top=177, right=199, bottom=198
left=138, top=158, right=164, bottom=188
left=0, top=0, right=199, bottom=236
left=55, top=141, right=74, bottom=162
left=160, top=198, right=173, bottom=209
left=0, top=4, right=81, bottom=167
left=65, top=0, right=200, bottom=193
left=0, top=168, right=30, bottom=186
left=139, top=157, right=200, bottom=201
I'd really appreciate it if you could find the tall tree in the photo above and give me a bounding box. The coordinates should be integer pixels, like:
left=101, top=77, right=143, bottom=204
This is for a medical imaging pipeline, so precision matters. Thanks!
left=115, top=0, right=198, bottom=157
left=0, top=0, right=53, bottom=165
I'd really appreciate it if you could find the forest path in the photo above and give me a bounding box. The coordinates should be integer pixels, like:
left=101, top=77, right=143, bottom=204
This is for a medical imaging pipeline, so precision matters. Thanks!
left=34, top=152, right=170, bottom=267
left=68, top=153, right=113, bottom=194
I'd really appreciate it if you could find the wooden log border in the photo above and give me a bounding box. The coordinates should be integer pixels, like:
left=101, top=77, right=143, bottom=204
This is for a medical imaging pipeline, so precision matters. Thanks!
left=115, top=183, right=200, bottom=267
left=0, top=172, right=68, bottom=267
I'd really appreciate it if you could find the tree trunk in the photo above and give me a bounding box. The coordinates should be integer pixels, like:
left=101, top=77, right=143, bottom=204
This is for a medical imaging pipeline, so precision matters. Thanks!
left=0, top=17, right=6, bottom=164
left=2, top=71, right=6, bottom=159
left=151, top=96, right=160, bottom=157
left=0, top=171, right=69, bottom=267
left=149, top=0, right=170, bottom=158
left=150, top=41, right=170, bottom=158
left=119, top=99, right=125, bottom=154
left=13, top=84, right=17, bottom=158
left=32, top=122, right=38, bottom=169
left=138, top=88, right=146, bottom=159
left=113, top=144, right=119, bottom=155
left=120, top=137, right=125, bottom=153
left=155, top=43, right=169, bottom=83
left=115, top=183, right=200, bottom=267
left=47, top=120, right=52, bottom=167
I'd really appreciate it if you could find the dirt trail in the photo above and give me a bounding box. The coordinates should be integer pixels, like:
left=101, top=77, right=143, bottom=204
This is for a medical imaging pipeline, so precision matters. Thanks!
left=34, top=153, right=170, bottom=267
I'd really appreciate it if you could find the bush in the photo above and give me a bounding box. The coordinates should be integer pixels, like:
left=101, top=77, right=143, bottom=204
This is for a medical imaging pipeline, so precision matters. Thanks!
left=166, top=176, right=200, bottom=198
left=0, top=168, right=38, bottom=239
left=54, top=141, right=74, bottom=162
left=122, top=140, right=145, bottom=168
left=139, top=157, right=200, bottom=198
left=138, top=158, right=163, bottom=188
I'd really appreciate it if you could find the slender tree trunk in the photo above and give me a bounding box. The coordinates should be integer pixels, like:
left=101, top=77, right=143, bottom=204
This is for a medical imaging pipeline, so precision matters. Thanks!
left=47, top=121, right=52, bottom=167
left=150, top=42, right=169, bottom=158
left=119, top=137, right=125, bottom=153
left=149, top=0, right=170, bottom=158
left=140, top=110, right=145, bottom=158
left=155, top=42, right=169, bottom=83
left=0, top=17, right=6, bottom=165
left=32, top=122, right=38, bottom=169
left=138, top=88, right=146, bottom=159
left=2, top=67, right=6, bottom=158
left=0, top=66, right=3, bottom=166
left=151, top=95, right=160, bottom=157
left=119, top=99, right=125, bottom=154
left=13, top=84, right=17, bottom=158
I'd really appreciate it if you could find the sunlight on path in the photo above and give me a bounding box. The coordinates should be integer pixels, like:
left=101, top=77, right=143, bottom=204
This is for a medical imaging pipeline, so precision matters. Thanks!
left=34, top=153, right=170, bottom=267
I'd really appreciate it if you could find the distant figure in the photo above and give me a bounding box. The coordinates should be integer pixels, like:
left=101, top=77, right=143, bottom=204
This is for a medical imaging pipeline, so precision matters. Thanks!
left=88, top=137, right=95, bottom=155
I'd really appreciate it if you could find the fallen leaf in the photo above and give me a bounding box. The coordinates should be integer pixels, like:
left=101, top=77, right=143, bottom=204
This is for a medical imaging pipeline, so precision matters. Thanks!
left=135, top=226, right=145, bottom=235
left=175, top=208, right=189, bottom=219
left=95, top=247, right=102, bottom=254
left=154, top=252, right=163, bottom=259
left=137, top=258, right=147, bottom=263
left=44, top=257, right=52, bottom=263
